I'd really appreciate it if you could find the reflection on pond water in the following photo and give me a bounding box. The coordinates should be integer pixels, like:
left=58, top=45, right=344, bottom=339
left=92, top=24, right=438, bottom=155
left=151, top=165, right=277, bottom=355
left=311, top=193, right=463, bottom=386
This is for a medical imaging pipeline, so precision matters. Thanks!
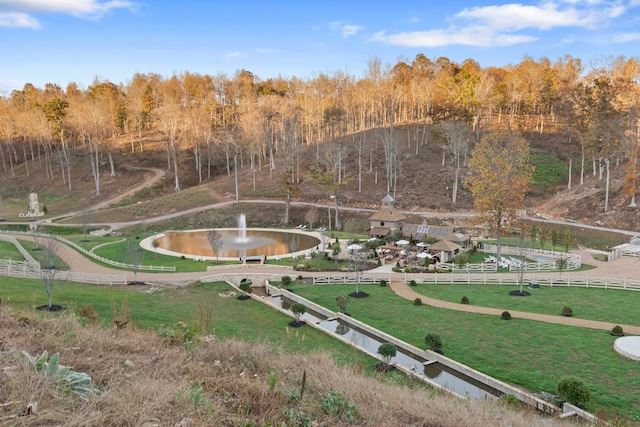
left=157, top=229, right=321, bottom=258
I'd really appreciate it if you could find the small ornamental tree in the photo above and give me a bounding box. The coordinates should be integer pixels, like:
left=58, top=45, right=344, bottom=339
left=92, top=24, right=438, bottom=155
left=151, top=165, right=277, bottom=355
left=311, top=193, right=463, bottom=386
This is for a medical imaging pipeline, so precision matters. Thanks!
left=336, top=296, right=350, bottom=313
left=281, top=275, right=292, bottom=287
left=377, top=343, right=397, bottom=367
left=425, top=333, right=443, bottom=352
left=557, top=376, right=590, bottom=407
left=452, top=252, right=469, bottom=268
left=564, top=229, right=571, bottom=253
left=291, top=303, right=306, bottom=324
left=239, top=281, right=251, bottom=294
left=152, top=239, right=160, bottom=257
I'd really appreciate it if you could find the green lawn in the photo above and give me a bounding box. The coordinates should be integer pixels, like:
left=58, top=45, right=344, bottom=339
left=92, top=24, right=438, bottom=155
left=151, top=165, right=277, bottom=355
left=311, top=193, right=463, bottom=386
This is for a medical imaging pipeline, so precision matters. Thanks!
left=0, top=277, right=377, bottom=370
left=0, top=241, right=25, bottom=261
left=291, top=283, right=640, bottom=420
left=412, top=284, right=640, bottom=326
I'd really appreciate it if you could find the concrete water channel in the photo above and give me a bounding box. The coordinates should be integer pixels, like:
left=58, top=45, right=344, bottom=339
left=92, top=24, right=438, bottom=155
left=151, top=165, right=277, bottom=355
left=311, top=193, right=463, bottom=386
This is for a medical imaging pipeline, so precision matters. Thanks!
left=255, top=283, right=562, bottom=416
left=263, top=293, right=497, bottom=400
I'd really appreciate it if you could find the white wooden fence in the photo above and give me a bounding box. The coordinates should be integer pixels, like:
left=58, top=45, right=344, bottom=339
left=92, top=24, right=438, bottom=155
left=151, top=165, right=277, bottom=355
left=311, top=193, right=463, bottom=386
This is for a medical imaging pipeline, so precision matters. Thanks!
left=609, top=247, right=640, bottom=261
left=0, top=258, right=127, bottom=285
left=414, top=272, right=640, bottom=291
left=0, top=234, right=40, bottom=267
left=0, top=230, right=175, bottom=272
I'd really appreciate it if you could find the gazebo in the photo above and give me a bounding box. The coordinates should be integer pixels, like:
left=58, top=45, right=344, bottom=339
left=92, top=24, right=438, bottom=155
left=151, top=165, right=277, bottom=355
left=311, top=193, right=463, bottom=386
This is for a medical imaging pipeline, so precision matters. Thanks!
left=429, top=239, right=462, bottom=263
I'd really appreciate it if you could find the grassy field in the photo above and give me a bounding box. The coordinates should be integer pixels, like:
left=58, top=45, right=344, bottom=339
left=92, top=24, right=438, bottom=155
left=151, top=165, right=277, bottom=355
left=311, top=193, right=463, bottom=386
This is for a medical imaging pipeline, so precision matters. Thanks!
left=413, top=283, right=640, bottom=326
left=290, top=283, right=640, bottom=421
left=0, top=241, right=25, bottom=261
left=0, top=277, right=379, bottom=371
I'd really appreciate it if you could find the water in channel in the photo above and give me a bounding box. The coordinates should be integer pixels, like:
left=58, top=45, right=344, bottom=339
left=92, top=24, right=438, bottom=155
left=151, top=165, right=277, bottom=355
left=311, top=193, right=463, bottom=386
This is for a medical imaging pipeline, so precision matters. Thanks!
left=264, top=295, right=500, bottom=400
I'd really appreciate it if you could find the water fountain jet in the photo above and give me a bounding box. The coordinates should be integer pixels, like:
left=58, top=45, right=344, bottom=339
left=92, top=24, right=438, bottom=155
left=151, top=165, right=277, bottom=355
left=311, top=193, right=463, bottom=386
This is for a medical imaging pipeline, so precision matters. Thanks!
left=237, top=214, right=247, bottom=243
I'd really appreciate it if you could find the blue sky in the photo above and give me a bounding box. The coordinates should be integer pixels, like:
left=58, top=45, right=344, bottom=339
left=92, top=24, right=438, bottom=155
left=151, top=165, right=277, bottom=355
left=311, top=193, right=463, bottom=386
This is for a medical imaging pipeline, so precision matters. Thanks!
left=1, top=0, right=640, bottom=93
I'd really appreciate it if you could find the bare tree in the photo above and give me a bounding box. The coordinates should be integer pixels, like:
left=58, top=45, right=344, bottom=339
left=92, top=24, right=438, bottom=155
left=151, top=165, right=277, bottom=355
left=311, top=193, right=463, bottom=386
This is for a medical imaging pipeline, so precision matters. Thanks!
left=124, top=239, right=144, bottom=284
left=305, top=207, right=319, bottom=230
left=81, top=204, right=91, bottom=242
left=38, top=238, right=66, bottom=310
left=434, top=120, right=472, bottom=204
left=207, top=229, right=224, bottom=261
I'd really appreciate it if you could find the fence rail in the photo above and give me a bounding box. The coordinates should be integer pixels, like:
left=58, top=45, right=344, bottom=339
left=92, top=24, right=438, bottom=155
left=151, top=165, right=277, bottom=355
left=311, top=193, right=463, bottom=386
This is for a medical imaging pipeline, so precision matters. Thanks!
left=0, top=234, right=40, bottom=267
left=0, top=258, right=127, bottom=285
left=414, top=272, right=640, bottom=291
left=609, top=247, right=640, bottom=261
left=0, top=230, right=176, bottom=272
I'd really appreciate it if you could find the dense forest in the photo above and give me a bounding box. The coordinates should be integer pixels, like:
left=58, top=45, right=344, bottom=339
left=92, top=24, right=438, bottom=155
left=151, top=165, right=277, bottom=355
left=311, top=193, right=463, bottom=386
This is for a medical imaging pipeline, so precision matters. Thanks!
left=1, top=53, right=639, bottom=215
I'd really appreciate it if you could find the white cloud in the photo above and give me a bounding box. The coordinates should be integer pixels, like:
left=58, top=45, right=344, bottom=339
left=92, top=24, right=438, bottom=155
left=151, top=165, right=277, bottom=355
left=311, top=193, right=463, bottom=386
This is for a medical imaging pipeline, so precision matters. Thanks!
left=0, top=11, right=39, bottom=28
left=342, top=24, right=362, bottom=38
left=327, top=21, right=362, bottom=38
left=370, top=1, right=634, bottom=49
left=0, top=0, right=137, bottom=28
left=223, top=52, right=245, bottom=62
left=611, top=31, right=640, bottom=42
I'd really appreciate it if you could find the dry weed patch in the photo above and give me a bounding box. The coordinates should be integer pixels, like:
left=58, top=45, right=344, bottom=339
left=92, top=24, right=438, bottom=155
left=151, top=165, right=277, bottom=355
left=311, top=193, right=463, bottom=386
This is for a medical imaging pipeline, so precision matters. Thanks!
left=0, top=307, right=593, bottom=426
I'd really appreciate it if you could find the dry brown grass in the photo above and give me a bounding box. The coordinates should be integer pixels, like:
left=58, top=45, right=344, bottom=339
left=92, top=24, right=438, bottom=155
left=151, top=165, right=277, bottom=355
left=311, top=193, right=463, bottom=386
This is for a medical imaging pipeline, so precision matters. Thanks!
left=0, top=307, right=593, bottom=427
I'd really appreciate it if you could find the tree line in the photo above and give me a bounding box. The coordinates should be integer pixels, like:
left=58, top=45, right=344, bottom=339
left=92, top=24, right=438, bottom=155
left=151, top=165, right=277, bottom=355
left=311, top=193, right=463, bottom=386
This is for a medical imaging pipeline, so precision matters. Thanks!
left=0, top=53, right=639, bottom=212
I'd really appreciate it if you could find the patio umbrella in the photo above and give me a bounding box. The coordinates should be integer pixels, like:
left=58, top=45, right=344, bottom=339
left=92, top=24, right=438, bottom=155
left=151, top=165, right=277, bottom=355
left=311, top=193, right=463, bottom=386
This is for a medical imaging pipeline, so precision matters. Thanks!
left=417, top=252, right=431, bottom=258
left=416, top=242, right=428, bottom=247
left=395, top=239, right=410, bottom=246
left=347, top=243, right=363, bottom=251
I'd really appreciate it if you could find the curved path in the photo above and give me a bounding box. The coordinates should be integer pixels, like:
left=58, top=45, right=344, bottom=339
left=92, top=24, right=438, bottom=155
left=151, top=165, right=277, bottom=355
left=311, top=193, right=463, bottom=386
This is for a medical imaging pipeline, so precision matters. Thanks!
left=24, top=231, right=638, bottom=336
left=387, top=277, right=640, bottom=335
left=8, top=167, right=640, bottom=336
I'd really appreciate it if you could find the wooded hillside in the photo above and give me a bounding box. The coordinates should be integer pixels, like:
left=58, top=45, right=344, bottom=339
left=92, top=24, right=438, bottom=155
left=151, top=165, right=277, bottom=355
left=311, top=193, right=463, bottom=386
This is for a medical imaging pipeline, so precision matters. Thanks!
left=1, top=54, right=639, bottom=230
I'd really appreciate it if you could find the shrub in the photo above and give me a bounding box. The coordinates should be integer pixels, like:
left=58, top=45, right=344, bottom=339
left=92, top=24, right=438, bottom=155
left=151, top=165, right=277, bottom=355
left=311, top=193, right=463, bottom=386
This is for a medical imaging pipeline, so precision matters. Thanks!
left=611, top=325, right=624, bottom=336
left=297, top=275, right=303, bottom=280
left=452, top=252, right=469, bottom=268
left=281, top=275, right=292, bottom=287
left=460, top=296, right=469, bottom=304
left=561, top=306, right=573, bottom=317
left=377, top=343, right=397, bottom=365
left=379, top=279, right=387, bottom=287
left=557, top=376, right=590, bottom=407
left=501, top=311, right=512, bottom=320
left=424, top=333, right=442, bottom=351
left=414, top=298, right=422, bottom=306
left=409, top=279, right=417, bottom=286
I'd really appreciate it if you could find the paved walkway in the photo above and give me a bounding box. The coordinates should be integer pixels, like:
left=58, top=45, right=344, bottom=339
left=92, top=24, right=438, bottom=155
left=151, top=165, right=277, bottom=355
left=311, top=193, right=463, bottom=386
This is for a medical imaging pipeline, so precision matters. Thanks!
left=388, top=277, right=640, bottom=335
left=9, top=230, right=640, bottom=336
